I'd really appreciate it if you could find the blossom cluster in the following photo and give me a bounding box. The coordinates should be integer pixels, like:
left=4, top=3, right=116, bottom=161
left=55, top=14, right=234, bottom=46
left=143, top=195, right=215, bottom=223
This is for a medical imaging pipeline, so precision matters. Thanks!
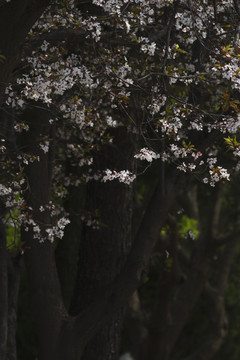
left=102, top=170, right=136, bottom=185
left=134, top=148, right=160, bottom=162
left=5, top=52, right=97, bottom=108
left=203, top=166, right=230, bottom=187
left=1, top=0, right=240, bottom=242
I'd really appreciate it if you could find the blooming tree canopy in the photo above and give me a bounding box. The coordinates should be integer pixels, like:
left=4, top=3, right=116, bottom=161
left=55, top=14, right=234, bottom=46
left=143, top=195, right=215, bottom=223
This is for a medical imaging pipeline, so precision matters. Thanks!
left=1, top=0, right=240, bottom=243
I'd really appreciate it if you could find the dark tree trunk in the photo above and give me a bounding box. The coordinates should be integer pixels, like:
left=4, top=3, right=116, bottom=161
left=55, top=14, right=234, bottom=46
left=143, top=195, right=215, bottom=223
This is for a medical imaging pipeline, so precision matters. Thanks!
left=6, top=256, right=22, bottom=360
left=0, top=4, right=52, bottom=356
left=21, top=107, right=67, bottom=360
left=70, top=127, right=136, bottom=359
left=182, top=235, right=240, bottom=360
left=0, top=219, right=8, bottom=360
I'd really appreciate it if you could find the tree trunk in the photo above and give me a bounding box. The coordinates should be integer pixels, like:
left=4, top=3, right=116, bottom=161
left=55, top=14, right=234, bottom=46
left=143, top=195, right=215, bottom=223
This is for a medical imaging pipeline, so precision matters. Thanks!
left=0, top=218, right=8, bottom=360
left=6, top=256, right=22, bottom=360
left=21, top=107, right=67, bottom=360
left=70, top=127, right=135, bottom=359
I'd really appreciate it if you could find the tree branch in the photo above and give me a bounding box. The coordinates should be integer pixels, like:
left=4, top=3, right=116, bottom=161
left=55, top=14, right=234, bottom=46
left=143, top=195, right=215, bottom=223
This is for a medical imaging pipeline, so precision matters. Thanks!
left=70, top=169, right=183, bottom=353
left=182, top=235, right=240, bottom=360
left=0, top=0, right=51, bottom=102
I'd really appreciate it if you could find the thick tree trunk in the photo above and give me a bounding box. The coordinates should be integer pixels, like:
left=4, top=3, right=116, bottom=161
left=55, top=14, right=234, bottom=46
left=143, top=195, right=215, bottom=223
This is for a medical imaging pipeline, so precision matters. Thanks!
left=155, top=244, right=212, bottom=360
left=6, top=256, right=22, bottom=360
left=0, top=3, right=53, bottom=355
left=55, top=184, right=86, bottom=310
left=0, top=106, right=21, bottom=360
left=68, top=169, right=180, bottom=342
left=137, top=186, right=233, bottom=360
left=137, top=218, right=180, bottom=360
left=79, top=178, right=132, bottom=360
left=70, top=127, right=135, bottom=359
left=182, top=235, right=240, bottom=360
left=21, top=108, right=67, bottom=360
left=0, top=219, right=8, bottom=360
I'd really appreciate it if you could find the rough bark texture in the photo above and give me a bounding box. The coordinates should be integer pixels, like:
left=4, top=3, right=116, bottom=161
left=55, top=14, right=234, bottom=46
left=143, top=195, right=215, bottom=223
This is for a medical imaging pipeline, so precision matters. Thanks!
left=0, top=219, right=8, bottom=360
left=21, top=108, right=67, bottom=360
left=7, top=256, right=22, bottom=360
left=70, top=127, right=135, bottom=359
left=71, top=168, right=183, bottom=353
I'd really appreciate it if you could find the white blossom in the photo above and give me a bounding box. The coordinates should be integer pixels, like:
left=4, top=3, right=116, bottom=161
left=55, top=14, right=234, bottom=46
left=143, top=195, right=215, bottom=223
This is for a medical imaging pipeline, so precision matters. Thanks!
left=134, top=148, right=160, bottom=162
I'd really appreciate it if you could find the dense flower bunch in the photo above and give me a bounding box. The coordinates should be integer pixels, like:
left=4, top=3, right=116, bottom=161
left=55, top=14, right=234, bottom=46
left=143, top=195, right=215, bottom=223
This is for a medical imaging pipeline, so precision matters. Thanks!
left=1, top=0, right=240, bottom=242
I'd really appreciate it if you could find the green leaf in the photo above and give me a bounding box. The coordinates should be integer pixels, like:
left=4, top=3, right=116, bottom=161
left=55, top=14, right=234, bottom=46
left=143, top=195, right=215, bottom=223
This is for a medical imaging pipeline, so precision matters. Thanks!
left=178, top=215, right=199, bottom=240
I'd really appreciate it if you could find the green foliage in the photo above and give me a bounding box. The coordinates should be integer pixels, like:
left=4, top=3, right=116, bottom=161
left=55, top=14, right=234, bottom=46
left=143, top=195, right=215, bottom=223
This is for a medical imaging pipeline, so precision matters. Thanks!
left=6, top=223, right=20, bottom=250
left=224, top=136, right=240, bottom=151
left=182, top=140, right=196, bottom=152
left=160, top=224, right=170, bottom=237
left=178, top=214, right=199, bottom=240
left=173, top=44, right=188, bottom=54
left=5, top=193, right=23, bottom=251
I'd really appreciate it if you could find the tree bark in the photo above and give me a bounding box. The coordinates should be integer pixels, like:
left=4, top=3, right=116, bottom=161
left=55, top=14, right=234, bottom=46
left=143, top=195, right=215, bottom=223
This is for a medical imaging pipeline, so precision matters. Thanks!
left=137, top=186, right=224, bottom=360
left=21, top=107, right=67, bottom=360
left=70, top=127, right=136, bottom=360
left=70, top=168, right=183, bottom=353
left=6, top=256, right=22, bottom=360
left=182, top=235, right=240, bottom=360
left=0, top=218, right=8, bottom=360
